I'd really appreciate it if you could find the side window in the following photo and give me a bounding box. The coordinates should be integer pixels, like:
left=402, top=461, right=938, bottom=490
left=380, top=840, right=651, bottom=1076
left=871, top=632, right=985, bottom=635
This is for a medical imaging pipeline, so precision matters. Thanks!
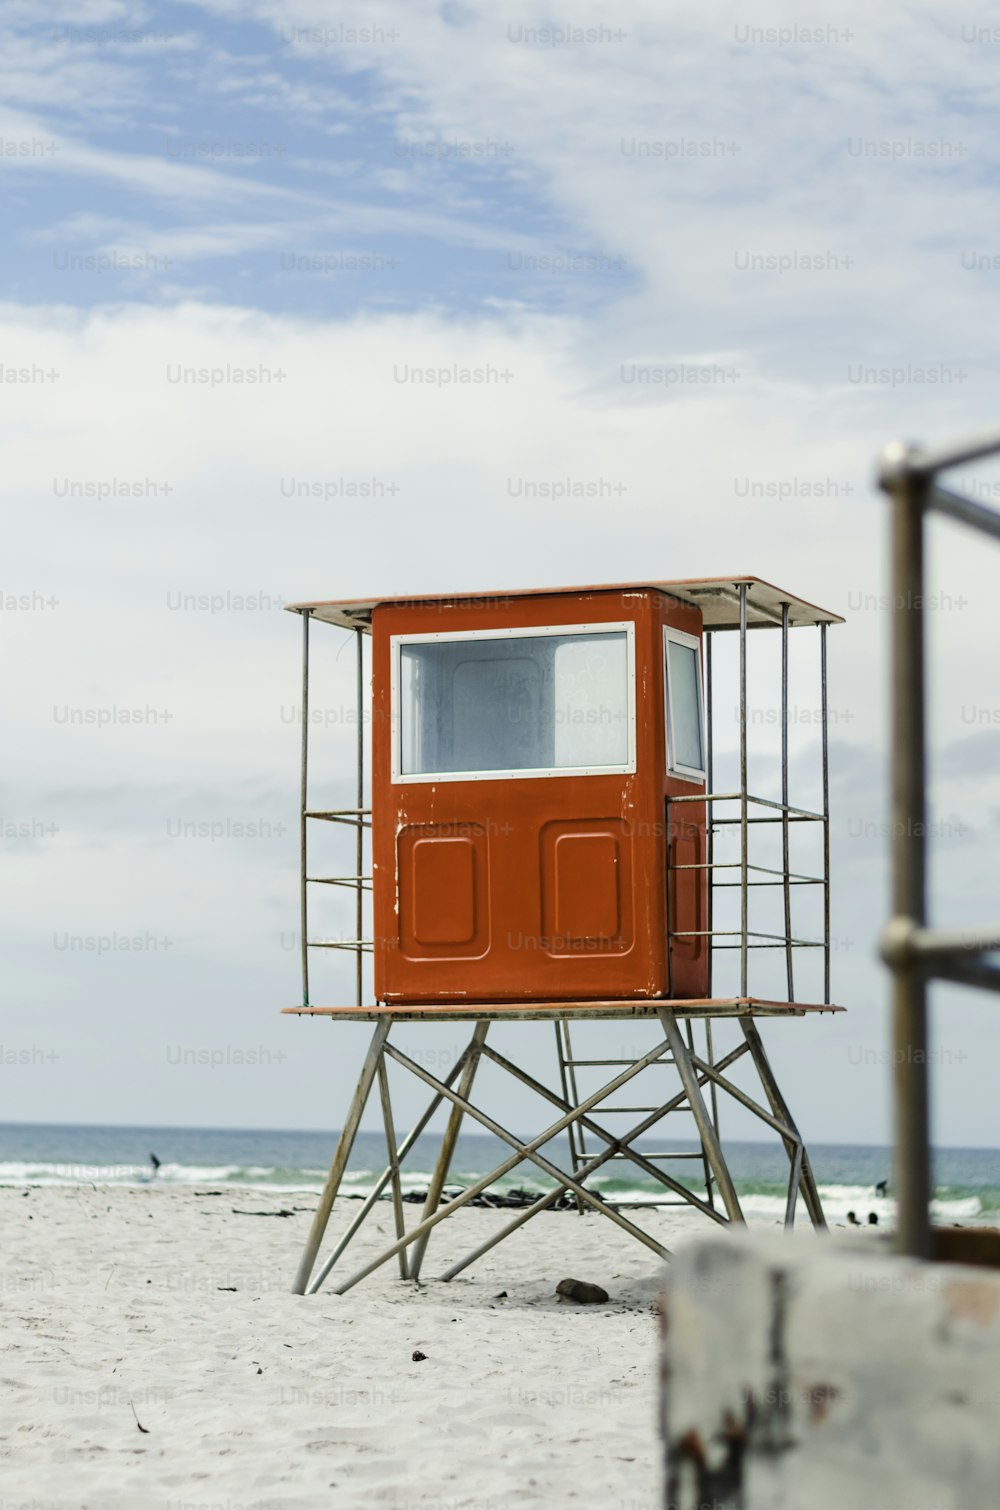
left=664, top=628, right=706, bottom=782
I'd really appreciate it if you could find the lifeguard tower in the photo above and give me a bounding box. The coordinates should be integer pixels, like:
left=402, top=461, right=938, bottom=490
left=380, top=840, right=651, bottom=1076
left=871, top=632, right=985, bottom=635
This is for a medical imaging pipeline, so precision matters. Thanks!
left=284, top=578, right=844, bottom=1294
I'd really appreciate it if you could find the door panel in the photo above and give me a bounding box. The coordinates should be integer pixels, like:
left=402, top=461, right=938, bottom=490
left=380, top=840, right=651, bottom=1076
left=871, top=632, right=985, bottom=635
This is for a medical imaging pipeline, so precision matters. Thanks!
left=397, top=824, right=489, bottom=959
left=540, top=821, right=630, bottom=952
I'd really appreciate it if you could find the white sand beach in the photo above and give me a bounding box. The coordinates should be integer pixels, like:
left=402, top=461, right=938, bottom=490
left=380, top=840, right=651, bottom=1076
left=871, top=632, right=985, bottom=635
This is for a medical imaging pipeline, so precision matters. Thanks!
left=0, top=1184, right=784, bottom=1510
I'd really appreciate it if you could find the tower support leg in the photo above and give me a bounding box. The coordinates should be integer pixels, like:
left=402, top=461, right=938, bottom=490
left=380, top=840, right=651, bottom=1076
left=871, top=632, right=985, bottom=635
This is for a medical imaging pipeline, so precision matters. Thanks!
left=659, top=1009, right=744, bottom=1223
left=407, top=1020, right=489, bottom=1279
left=290, top=1010, right=829, bottom=1297
left=291, top=1017, right=391, bottom=1294
left=376, top=1057, right=408, bottom=1278
left=739, top=1018, right=827, bottom=1230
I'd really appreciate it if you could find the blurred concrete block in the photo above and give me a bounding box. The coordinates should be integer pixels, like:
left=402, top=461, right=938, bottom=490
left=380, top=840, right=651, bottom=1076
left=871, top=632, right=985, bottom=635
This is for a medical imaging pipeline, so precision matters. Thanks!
left=660, top=1230, right=1000, bottom=1510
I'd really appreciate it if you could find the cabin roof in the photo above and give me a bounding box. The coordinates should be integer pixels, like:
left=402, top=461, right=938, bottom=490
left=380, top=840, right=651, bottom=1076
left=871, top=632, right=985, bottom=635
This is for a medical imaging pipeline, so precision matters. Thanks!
left=286, top=576, right=843, bottom=632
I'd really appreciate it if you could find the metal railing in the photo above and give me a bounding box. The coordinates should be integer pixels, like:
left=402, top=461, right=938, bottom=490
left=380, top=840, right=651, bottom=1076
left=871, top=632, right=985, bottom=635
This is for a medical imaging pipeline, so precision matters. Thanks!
left=295, top=583, right=834, bottom=1015
left=667, top=583, right=832, bottom=1004
left=299, top=611, right=371, bottom=1008
left=878, top=429, right=1000, bottom=1258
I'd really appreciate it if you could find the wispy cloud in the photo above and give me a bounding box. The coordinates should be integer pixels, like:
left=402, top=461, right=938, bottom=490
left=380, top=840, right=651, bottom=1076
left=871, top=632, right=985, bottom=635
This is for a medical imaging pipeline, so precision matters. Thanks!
left=5, top=0, right=1000, bottom=1138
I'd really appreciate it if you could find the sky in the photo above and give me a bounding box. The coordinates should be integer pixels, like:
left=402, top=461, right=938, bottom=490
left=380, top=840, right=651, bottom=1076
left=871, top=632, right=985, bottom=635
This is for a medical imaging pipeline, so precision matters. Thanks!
left=3, top=0, right=1000, bottom=1151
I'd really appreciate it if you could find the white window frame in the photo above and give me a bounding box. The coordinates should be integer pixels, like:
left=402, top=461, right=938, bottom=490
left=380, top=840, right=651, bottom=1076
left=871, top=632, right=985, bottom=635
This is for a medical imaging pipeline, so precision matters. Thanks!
left=390, top=621, right=637, bottom=783
left=663, top=626, right=707, bottom=784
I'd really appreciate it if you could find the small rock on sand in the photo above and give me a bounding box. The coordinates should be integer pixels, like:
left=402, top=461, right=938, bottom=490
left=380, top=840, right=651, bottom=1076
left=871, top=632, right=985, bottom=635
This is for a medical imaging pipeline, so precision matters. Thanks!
left=556, top=1278, right=609, bottom=1304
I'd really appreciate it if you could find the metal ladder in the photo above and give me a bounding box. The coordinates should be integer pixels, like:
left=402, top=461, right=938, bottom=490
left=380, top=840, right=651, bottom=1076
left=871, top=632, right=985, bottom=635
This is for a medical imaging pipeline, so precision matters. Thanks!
left=553, top=1017, right=720, bottom=1211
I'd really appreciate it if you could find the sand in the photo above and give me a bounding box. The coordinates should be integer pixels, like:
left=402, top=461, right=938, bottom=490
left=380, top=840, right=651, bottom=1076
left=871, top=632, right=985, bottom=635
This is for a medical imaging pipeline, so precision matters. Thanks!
left=0, top=1184, right=757, bottom=1509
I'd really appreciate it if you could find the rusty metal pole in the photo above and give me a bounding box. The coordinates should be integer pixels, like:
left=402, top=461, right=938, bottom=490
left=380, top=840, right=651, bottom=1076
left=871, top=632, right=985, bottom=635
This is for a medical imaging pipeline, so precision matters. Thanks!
left=881, top=444, right=931, bottom=1259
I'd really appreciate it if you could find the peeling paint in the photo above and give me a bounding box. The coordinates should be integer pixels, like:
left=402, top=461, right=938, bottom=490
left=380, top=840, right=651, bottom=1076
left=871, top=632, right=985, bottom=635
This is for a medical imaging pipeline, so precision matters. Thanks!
left=663, top=1234, right=1000, bottom=1509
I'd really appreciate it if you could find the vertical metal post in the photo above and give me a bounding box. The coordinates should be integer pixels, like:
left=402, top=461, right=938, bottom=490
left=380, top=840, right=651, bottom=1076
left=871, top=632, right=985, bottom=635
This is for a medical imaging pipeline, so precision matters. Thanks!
left=821, top=623, right=831, bottom=1006
left=705, top=630, right=714, bottom=998
left=739, top=1018, right=826, bottom=1230
left=554, top=1020, right=587, bottom=1213
left=355, top=627, right=365, bottom=1008
left=701, top=638, right=720, bottom=1175
left=659, top=1010, right=743, bottom=1222
left=780, top=603, right=794, bottom=1000
left=408, top=1020, right=490, bottom=1279
left=888, top=463, right=931, bottom=1258
left=739, top=583, right=749, bottom=996
left=376, top=1058, right=408, bottom=1279
left=703, top=1017, right=720, bottom=1206
left=299, top=609, right=311, bottom=1007
left=686, top=1018, right=715, bottom=1205
left=784, top=1144, right=804, bottom=1229
left=664, top=795, right=673, bottom=996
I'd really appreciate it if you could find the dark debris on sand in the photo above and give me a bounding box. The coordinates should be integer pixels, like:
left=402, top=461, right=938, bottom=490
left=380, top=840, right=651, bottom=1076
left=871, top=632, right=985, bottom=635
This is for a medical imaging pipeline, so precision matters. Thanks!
left=397, top=1187, right=581, bottom=1211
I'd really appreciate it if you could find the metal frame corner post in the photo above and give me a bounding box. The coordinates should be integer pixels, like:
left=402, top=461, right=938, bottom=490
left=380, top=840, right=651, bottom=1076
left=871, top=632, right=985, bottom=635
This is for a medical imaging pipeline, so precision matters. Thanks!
left=780, top=602, right=794, bottom=1001
left=299, top=608, right=311, bottom=1007
left=355, top=626, right=365, bottom=1008
left=821, top=621, right=831, bottom=1005
left=738, top=582, right=749, bottom=996
left=705, top=628, right=714, bottom=998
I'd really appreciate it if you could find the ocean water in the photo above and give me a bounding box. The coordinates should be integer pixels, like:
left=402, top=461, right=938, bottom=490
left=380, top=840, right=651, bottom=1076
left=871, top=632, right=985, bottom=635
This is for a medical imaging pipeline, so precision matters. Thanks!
left=1, top=1122, right=997, bottom=1226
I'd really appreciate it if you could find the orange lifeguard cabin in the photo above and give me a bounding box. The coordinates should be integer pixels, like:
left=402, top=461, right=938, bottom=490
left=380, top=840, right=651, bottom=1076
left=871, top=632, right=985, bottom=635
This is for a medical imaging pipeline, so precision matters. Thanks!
left=373, top=586, right=708, bottom=1004
left=284, top=578, right=845, bottom=1296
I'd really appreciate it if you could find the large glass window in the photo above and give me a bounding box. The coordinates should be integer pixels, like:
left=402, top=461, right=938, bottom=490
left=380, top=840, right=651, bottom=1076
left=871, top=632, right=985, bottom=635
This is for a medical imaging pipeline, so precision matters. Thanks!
left=394, top=624, right=634, bottom=780
left=664, top=629, right=706, bottom=780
